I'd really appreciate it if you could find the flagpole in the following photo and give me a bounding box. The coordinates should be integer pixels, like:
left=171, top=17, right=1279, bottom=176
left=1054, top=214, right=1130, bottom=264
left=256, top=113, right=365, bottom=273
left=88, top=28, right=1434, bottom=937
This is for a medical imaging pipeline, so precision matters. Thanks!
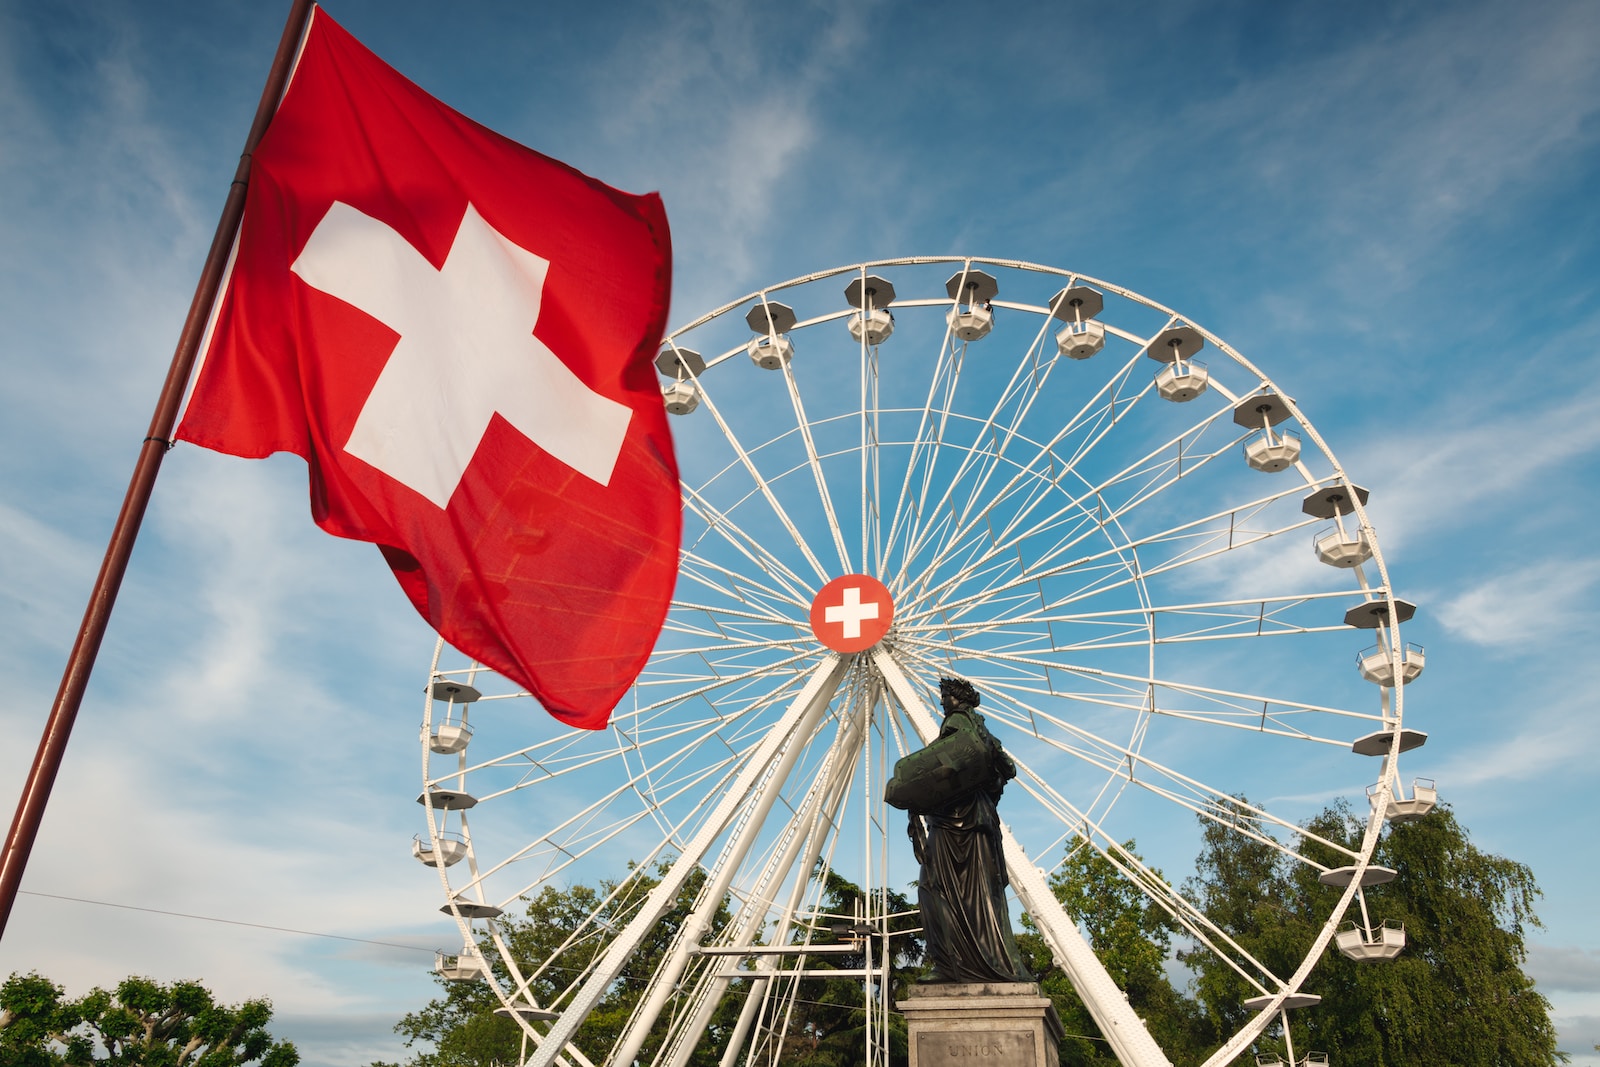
left=0, top=0, right=317, bottom=939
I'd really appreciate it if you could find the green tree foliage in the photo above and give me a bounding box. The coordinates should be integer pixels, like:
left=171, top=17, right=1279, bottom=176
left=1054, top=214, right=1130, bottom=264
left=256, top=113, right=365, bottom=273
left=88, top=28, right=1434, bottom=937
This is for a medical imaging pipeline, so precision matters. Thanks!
left=384, top=862, right=738, bottom=1067
left=1181, top=799, right=1563, bottom=1067
left=1018, top=839, right=1203, bottom=1067
left=386, top=804, right=1561, bottom=1067
left=0, top=972, right=297, bottom=1067
left=774, top=869, right=923, bottom=1067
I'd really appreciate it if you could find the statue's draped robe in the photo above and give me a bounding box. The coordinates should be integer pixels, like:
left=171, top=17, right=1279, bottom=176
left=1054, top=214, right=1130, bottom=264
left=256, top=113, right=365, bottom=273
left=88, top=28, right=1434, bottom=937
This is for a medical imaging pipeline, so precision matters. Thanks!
left=914, top=709, right=1033, bottom=984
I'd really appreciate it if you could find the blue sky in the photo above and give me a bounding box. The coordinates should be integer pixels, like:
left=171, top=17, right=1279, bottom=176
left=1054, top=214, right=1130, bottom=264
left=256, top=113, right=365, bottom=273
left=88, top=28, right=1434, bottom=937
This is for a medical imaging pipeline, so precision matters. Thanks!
left=1, top=1, right=1598, bottom=1065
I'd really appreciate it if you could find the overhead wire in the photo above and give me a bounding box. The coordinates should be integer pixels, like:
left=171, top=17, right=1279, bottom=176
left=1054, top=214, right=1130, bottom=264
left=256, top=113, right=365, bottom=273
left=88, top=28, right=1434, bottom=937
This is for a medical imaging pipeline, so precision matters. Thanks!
left=18, top=890, right=433, bottom=954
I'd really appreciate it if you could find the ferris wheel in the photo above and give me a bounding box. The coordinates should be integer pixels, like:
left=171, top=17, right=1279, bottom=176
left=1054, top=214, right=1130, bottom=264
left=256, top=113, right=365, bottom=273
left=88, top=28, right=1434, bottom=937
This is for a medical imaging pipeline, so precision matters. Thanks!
left=412, top=257, right=1430, bottom=1067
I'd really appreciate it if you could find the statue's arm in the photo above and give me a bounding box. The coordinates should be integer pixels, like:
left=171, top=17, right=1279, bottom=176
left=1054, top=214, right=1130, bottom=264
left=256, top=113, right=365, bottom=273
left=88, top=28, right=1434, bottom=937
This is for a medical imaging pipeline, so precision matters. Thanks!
left=907, top=812, right=926, bottom=865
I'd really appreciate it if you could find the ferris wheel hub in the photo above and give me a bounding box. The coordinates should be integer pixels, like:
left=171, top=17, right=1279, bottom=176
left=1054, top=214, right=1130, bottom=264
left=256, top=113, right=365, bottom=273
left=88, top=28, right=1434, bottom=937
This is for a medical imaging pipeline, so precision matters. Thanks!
left=808, top=574, right=894, bottom=652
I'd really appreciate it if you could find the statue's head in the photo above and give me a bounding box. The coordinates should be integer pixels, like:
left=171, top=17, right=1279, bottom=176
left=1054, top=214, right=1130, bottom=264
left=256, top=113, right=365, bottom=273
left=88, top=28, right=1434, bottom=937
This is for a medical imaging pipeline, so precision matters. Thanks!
left=938, top=676, right=979, bottom=713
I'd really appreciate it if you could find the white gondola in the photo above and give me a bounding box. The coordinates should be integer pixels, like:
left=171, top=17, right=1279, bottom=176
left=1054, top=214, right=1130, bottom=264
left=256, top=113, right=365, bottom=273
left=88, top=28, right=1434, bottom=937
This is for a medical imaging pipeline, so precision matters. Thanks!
left=1368, top=777, right=1438, bottom=823
left=428, top=721, right=473, bottom=754
left=1335, top=919, right=1406, bottom=962
left=427, top=677, right=478, bottom=753
left=662, top=379, right=700, bottom=415
left=1050, top=285, right=1106, bottom=359
left=1357, top=641, right=1425, bottom=686
left=1314, top=525, right=1372, bottom=567
left=747, top=334, right=794, bottom=370
left=746, top=301, right=797, bottom=369
left=1148, top=324, right=1208, bottom=401
left=1057, top=320, right=1106, bottom=360
left=413, top=830, right=468, bottom=868
left=846, top=274, right=897, bottom=345
left=435, top=948, right=490, bottom=982
left=1245, top=428, right=1301, bottom=471
left=1156, top=359, right=1209, bottom=401
left=1303, top=485, right=1372, bottom=568
left=945, top=269, right=997, bottom=341
left=1234, top=393, right=1301, bottom=471
left=849, top=309, right=895, bottom=345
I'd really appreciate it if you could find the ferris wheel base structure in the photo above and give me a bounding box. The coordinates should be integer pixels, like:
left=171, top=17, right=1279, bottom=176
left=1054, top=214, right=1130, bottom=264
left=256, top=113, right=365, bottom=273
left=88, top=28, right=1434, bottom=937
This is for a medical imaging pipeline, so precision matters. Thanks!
left=412, top=258, right=1430, bottom=1067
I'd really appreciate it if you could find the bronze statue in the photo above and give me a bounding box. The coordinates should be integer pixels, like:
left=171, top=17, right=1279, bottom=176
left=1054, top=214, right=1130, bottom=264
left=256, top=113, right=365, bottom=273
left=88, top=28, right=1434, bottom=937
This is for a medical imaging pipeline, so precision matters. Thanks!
left=885, top=676, right=1032, bottom=984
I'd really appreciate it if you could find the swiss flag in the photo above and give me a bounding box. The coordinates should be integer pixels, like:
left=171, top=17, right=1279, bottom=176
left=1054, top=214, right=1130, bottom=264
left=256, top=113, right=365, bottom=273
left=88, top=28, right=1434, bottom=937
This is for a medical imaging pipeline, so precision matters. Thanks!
left=177, top=9, right=679, bottom=730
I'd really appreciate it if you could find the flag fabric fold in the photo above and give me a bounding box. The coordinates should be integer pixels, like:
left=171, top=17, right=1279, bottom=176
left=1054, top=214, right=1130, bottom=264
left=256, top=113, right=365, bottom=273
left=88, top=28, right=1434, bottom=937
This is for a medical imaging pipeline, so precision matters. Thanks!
left=178, top=9, right=679, bottom=730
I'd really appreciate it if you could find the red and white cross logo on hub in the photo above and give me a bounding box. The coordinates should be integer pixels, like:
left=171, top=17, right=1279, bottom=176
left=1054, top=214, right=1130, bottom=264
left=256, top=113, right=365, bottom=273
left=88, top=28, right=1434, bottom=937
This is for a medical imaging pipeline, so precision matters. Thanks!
left=808, top=575, right=895, bottom=653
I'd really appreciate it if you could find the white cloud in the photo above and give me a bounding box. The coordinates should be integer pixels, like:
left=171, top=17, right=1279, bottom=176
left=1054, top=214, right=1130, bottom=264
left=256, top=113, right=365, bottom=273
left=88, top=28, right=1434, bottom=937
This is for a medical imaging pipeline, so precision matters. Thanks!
left=1438, top=558, right=1600, bottom=648
left=1177, top=2, right=1600, bottom=285
left=568, top=0, right=878, bottom=299
left=1350, top=388, right=1600, bottom=557
left=1530, top=944, right=1600, bottom=993
left=1422, top=678, right=1600, bottom=788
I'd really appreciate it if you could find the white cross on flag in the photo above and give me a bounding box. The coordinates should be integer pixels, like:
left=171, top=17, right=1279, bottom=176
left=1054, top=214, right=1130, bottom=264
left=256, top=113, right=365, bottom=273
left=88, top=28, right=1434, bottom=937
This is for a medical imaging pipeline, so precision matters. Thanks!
left=177, top=10, right=679, bottom=730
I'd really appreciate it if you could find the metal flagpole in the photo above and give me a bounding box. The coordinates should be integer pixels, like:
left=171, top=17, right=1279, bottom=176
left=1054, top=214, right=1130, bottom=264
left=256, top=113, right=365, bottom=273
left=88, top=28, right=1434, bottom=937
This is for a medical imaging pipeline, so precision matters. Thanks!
left=0, top=0, right=317, bottom=939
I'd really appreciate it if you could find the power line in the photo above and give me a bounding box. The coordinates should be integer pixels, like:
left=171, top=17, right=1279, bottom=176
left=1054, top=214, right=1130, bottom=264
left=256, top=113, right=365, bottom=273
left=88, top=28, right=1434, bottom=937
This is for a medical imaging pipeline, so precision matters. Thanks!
left=19, top=890, right=434, bottom=954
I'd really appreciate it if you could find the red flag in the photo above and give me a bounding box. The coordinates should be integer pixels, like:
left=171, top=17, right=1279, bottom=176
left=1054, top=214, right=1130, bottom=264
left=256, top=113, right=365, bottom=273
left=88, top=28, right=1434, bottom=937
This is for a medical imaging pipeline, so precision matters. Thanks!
left=177, top=9, right=679, bottom=730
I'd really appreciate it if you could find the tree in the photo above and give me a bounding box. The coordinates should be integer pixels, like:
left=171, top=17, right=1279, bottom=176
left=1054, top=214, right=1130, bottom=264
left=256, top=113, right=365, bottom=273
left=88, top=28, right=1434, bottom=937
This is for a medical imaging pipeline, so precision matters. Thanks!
left=384, top=862, right=739, bottom=1067
left=774, top=869, right=924, bottom=1067
left=388, top=802, right=1561, bottom=1067
left=1182, top=800, right=1564, bottom=1067
left=0, top=972, right=298, bottom=1066
left=1018, top=838, right=1203, bottom=1067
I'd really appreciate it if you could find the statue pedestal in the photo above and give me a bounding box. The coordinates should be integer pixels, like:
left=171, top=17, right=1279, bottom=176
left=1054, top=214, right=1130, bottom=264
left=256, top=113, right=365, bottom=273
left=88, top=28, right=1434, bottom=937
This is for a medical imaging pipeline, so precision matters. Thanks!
left=900, top=983, right=1064, bottom=1067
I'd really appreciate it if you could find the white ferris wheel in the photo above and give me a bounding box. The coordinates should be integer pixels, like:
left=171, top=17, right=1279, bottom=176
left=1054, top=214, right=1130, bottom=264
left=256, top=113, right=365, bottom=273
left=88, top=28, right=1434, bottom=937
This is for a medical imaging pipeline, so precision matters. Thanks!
left=412, top=257, right=1432, bottom=1067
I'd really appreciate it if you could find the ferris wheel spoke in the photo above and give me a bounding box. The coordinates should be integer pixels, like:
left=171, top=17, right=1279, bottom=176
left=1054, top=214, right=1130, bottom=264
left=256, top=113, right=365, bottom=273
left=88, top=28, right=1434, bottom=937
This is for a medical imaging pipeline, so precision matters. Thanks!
left=680, top=487, right=817, bottom=605
left=910, top=589, right=1364, bottom=656
left=901, top=638, right=1380, bottom=743
left=1064, top=822, right=1286, bottom=994
left=882, top=335, right=981, bottom=584
left=909, top=336, right=1173, bottom=587
left=775, top=358, right=852, bottom=572
left=904, top=478, right=1331, bottom=632
left=900, top=416, right=1243, bottom=623
left=902, top=321, right=1078, bottom=569
left=675, top=547, right=811, bottom=623
left=998, top=779, right=1284, bottom=993
left=998, top=707, right=1362, bottom=868
left=689, top=378, right=832, bottom=584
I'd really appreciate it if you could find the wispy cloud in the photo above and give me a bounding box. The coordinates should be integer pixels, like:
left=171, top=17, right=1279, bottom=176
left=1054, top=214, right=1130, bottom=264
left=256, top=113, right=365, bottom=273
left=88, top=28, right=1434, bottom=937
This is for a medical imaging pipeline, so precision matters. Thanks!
left=1437, top=558, right=1600, bottom=648
left=571, top=0, right=879, bottom=300
left=1351, top=388, right=1600, bottom=558
left=1422, top=674, right=1600, bottom=788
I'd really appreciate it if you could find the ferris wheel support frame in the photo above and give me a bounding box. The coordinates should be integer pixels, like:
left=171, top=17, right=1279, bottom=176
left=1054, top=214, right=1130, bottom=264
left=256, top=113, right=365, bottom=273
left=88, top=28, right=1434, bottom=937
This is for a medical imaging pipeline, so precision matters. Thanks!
left=419, top=257, right=1418, bottom=1067
left=529, top=654, right=848, bottom=1067
left=664, top=695, right=873, bottom=1067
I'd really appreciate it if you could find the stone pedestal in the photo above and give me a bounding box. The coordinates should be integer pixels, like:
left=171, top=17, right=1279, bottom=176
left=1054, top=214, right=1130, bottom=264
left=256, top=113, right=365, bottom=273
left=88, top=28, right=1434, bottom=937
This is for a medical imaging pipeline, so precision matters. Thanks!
left=900, top=983, right=1064, bottom=1067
